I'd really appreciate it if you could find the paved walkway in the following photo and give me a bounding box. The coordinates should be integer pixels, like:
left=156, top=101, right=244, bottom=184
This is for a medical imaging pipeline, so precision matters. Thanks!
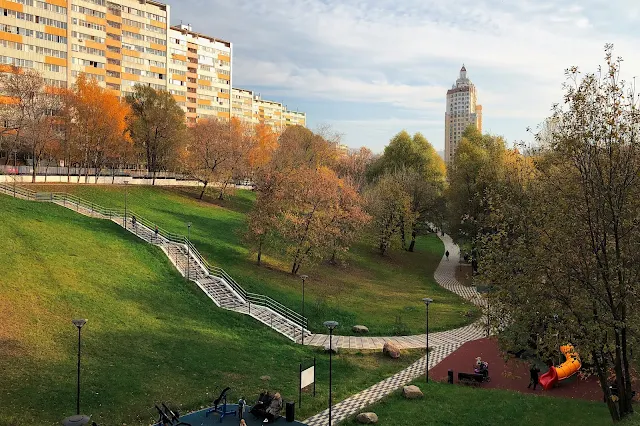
left=303, top=233, right=485, bottom=350
left=303, top=234, right=487, bottom=426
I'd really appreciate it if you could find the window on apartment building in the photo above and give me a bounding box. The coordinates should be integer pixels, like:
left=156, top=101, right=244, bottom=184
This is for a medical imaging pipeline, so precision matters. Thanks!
left=33, top=1, right=65, bottom=14
left=146, top=24, right=164, bottom=34
left=146, top=12, right=166, bottom=23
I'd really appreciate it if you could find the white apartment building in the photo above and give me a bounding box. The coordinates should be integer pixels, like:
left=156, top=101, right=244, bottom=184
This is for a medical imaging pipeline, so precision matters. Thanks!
left=167, top=23, right=231, bottom=125
left=444, top=65, right=483, bottom=164
left=231, top=87, right=306, bottom=130
left=0, top=0, right=170, bottom=95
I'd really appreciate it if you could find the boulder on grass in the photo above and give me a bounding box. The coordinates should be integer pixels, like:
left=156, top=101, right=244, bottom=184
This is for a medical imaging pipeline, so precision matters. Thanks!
left=356, top=412, right=378, bottom=424
left=382, top=341, right=400, bottom=359
left=402, top=385, right=424, bottom=399
left=352, top=325, right=369, bottom=334
left=324, top=344, right=338, bottom=354
left=260, top=375, right=271, bottom=381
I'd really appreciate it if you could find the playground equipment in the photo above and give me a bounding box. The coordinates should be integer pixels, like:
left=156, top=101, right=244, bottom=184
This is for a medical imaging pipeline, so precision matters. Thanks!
left=205, top=387, right=236, bottom=423
left=539, top=344, right=581, bottom=390
left=154, top=404, right=191, bottom=426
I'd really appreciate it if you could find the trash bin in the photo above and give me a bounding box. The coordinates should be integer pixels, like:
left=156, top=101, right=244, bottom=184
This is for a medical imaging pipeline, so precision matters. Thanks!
left=286, top=401, right=295, bottom=422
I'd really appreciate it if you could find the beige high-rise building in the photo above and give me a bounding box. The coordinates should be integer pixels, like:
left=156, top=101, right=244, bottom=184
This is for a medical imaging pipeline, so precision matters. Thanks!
left=231, top=87, right=306, bottom=130
left=444, top=65, right=482, bottom=164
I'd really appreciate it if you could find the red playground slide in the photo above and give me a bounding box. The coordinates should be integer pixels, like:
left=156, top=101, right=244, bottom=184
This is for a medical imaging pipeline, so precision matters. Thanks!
left=538, top=366, right=558, bottom=390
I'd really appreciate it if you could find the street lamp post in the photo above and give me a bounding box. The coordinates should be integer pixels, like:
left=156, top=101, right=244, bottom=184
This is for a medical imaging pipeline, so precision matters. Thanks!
left=422, top=298, right=433, bottom=383
left=123, top=180, right=129, bottom=229
left=71, top=319, right=87, bottom=415
left=13, top=149, right=17, bottom=197
left=324, top=321, right=338, bottom=426
left=186, top=222, right=192, bottom=280
left=486, top=288, right=490, bottom=337
left=300, top=275, right=308, bottom=345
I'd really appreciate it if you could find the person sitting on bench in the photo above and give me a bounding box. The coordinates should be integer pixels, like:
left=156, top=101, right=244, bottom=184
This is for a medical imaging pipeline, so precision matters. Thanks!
left=263, top=392, right=282, bottom=423
left=250, top=391, right=273, bottom=419
left=474, top=357, right=488, bottom=377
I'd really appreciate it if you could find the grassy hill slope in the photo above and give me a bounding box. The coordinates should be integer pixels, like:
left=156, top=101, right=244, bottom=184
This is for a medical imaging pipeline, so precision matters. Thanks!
left=27, top=184, right=479, bottom=336
left=0, top=194, right=424, bottom=425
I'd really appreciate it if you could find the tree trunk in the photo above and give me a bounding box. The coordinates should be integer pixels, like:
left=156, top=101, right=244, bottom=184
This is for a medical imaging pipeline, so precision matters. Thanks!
left=593, top=350, right=621, bottom=421
left=152, top=169, right=156, bottom=186
left=199, top=181, right=208, bottom=200
left=379, top=239, right=387, bottom=256
left=218, top=177, right=230, bottom=200
left=621, top=327, right=634, bottom=417
left=408, top=230, right=417, bottom=252
left=400, top=217, right=406, bottom=250
left=257, top=237, right=262, bottom=266
left=31, top=149, right=36, bottom=183
left=330, top=249, right=337, bottom=265
left=291, top=261, right=298, bottom=275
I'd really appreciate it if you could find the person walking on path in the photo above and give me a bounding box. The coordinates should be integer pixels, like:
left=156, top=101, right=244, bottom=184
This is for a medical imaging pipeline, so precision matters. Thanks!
left=445, top=250, right=450, bottom=261
left=527, top=363, right=540, bottom=390
left=154, top=225, right=159, bottom=241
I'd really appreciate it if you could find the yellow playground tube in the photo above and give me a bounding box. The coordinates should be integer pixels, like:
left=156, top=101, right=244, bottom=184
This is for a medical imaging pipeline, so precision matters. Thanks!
left=555, top=344, right=581, bottom=379
left=539, top=344, right=581, bottom=390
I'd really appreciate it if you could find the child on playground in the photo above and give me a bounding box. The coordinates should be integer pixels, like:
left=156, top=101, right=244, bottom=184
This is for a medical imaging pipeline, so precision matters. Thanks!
left=528, top=363, right=541, bottom=390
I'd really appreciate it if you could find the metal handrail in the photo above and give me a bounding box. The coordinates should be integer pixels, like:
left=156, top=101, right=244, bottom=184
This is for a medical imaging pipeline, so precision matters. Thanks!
left=0, top=183, right=35, bottom=199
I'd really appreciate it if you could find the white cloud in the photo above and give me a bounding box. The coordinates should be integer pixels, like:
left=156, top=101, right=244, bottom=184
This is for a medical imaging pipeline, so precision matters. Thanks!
left=168, top=0, right=640, bottom=151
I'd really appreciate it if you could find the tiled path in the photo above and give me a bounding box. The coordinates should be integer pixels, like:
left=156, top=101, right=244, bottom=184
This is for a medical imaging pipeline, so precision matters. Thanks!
left=303, top=234, right=487, bottom=426
left=303, top=233, right=485, bottom=350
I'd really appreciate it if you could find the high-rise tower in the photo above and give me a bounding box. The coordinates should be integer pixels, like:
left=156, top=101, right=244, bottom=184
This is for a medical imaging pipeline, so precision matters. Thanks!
left=444, top=65, right=482, bottom=164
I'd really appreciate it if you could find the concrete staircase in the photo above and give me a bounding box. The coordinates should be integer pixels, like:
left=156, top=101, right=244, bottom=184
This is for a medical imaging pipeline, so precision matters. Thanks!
left=0, top=183, right=311, bottom=342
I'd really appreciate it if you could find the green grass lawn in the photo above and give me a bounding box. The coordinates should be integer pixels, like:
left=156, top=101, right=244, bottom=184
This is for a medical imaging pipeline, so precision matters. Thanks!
left=340, top=381, right=613, bottom=426
left=0, top=194, right=427, bottom=426
left=27, top=184, right=479, bottom=336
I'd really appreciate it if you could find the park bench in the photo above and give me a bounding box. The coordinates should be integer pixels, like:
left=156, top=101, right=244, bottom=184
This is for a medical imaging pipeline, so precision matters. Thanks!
left=458, top=372, right=485, bottom=386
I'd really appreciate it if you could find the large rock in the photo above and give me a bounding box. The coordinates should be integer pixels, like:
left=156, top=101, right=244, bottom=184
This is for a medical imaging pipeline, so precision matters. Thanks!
left=402, top=385, right=424, bottom=399
left=356, top=412, right=378, bottom=424
left=324, top=344, right=338, bottom=354
left=352, top=325, right=369, bottom=334
left=382, top=341, right=400, bottom=359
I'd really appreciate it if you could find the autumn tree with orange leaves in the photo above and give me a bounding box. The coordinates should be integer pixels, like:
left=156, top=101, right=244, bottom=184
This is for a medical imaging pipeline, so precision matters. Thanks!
left=217, top=117, right=255, bottom=200
left=0, top=66, right=62, bottom=181
left=248, top=121, right=279, bottom=172
left=246, top=125, right=368, bottom=274
left=64, top=74, right=131, bottom=183
left=184, top=117, right=231, bottom=199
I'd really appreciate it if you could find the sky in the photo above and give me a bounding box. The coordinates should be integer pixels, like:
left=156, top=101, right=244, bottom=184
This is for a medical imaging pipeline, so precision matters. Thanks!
left=164, top=0, right=640, bottom=154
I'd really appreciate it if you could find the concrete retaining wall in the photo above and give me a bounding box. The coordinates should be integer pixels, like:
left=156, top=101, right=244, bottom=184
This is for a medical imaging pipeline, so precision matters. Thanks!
left=0, top=175, right=203, bottom=186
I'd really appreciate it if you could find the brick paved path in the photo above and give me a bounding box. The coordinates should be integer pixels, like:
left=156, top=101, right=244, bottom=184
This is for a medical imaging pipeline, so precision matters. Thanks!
left=303, top=234, right=487, bottom=426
